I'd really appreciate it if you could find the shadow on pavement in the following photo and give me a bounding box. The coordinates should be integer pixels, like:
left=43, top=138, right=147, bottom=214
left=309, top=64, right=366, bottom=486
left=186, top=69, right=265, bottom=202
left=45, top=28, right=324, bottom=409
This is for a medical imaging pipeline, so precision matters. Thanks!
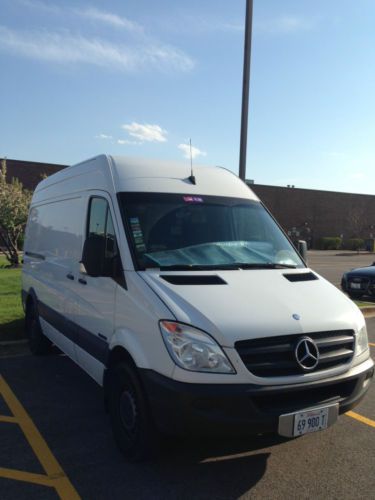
left=158, top=432, right=286, bottom=464
left=151, top=449, right=270, bottom=500
left=0, top=319, right=25, bottom=342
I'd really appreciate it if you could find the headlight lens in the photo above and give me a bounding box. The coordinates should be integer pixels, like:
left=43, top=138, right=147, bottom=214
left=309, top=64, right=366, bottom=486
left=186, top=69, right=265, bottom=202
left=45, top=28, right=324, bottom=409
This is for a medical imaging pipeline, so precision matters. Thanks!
left=159, top=321, right=235, bottom=374
left=356, top=325, right=369, bottom=356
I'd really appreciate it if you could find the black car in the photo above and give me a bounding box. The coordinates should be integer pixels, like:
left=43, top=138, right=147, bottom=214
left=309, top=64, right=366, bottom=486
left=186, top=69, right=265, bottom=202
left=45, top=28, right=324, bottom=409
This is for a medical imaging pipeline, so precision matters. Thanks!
left=341, top=262, right=375, bottom=299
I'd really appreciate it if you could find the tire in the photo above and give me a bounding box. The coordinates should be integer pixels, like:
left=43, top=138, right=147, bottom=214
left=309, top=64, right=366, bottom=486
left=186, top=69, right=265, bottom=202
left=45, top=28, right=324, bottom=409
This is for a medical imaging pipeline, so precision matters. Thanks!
left=348, top=292, right=363, bottom=300
left=25, top=300, right=51, bottom=355
left=107, top=362, right=158, bottom=462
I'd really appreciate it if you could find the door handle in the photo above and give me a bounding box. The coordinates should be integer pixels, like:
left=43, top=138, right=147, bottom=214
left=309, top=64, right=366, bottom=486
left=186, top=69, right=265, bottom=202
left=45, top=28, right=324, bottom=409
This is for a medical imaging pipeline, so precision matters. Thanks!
left=66, top=273, right=75, bottom=280
left=78, top=278, right=87, bottom=285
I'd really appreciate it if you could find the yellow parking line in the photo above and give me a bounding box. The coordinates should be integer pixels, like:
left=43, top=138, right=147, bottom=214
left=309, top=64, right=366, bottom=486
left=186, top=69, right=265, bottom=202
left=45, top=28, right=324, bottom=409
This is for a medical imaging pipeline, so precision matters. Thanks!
left=0, top=467, right=56, bottom=487
left=346, top=411, right=375, bottom=428
left=0, top=415, right=18, bottom=423
left=0, top=375, right=80, bottom=499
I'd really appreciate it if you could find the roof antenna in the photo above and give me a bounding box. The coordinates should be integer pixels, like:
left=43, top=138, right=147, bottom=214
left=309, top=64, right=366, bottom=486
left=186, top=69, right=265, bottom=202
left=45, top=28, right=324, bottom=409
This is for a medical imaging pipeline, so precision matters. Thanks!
left=188, top=138, right=196, bottom=185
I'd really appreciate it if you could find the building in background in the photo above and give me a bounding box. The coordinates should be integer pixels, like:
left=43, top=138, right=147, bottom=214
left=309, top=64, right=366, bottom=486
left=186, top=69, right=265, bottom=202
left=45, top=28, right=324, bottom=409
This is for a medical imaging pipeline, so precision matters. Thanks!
left=250, top=184, right=375, bottom=249
left=3, top=158, right=66, bottom=190
left=4, top=158, right=375, bottom=249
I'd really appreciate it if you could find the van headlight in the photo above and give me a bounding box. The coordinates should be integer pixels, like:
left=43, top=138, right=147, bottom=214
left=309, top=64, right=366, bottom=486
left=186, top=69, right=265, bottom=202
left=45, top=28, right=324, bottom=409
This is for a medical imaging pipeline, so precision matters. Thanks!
left=159, top=321, right=235, bottom=374
left=356, top=325, right=369, bottom=356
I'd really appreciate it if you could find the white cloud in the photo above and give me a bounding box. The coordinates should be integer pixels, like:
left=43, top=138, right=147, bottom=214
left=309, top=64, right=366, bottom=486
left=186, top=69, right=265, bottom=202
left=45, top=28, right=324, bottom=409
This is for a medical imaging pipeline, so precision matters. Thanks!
left=17, top=0, right=61, bottom=14
left=256, top=15, right=313, bottom=35
left=158, top=14, right=244, bottom=36
left=122, top=123, right=168, bottom=143
left=18, top=1, right=143, bottom=32
left=96, top=133, right=113, bottom=140
left=117, top=139, right=141, bottom=145
left=0, top=26, right=195, bottom=73
left=178, top=143, right=207, bottom=159
left=75, top=7, right=143, bottom=33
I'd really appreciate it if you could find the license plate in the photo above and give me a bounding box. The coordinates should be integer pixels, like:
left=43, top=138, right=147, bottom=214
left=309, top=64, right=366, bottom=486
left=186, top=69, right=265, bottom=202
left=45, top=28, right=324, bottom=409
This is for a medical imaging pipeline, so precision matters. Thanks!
left=293, top=408, right=329, bottom=436
left=350, top=283, right=361, bottom=289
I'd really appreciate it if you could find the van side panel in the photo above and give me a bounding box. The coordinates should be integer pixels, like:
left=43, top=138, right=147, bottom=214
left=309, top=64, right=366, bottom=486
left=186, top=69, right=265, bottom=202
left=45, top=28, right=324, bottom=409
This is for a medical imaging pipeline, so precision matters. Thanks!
left=23, top=196, right=85, bottom=361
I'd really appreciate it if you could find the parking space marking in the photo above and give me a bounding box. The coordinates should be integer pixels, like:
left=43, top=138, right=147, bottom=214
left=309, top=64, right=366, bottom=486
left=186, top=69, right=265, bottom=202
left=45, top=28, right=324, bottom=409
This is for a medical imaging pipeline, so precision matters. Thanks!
left=0, top=467, right=57, bottom=487
left=0, top=415, right=17, bottom=423
left=346, top=411, right=375, bottom=428
left=0, top=375, right=80, bottom=499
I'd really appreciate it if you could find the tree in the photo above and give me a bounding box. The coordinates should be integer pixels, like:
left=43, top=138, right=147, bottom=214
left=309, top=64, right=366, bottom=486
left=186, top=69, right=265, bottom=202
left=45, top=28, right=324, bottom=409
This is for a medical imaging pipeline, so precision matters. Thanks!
left=0, top=159, right=32, bottom=266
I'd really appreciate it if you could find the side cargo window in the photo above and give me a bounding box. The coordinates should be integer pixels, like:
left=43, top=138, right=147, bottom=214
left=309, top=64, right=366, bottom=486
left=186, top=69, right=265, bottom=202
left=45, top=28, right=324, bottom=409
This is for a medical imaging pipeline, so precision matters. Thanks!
left=84, top=197, right=120, bottom=277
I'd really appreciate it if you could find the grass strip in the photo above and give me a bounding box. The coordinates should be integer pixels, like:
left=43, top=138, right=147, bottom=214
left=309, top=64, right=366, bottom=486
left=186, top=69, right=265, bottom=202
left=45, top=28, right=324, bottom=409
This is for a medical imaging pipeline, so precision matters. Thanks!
left=0, top=255, right=24, bottom=341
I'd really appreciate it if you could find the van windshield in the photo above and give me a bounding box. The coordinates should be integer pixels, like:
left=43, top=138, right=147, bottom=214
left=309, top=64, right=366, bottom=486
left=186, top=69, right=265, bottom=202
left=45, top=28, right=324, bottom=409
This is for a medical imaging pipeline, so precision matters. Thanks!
left=118, top=193, right=305, bottom=270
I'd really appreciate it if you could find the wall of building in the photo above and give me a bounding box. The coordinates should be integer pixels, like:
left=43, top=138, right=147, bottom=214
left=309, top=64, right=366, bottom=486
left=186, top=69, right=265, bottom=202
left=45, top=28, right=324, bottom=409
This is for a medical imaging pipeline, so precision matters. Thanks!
left=251, top=183, right=375, bottom=248
left=4, top=158, right=66, bottom=191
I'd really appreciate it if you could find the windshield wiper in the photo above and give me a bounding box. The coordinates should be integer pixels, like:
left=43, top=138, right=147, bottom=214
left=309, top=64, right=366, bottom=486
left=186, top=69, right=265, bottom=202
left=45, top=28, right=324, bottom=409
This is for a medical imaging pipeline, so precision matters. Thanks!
left=147, top=262, right=297, bottom=271
left=233, top=263, right=297, bottom=269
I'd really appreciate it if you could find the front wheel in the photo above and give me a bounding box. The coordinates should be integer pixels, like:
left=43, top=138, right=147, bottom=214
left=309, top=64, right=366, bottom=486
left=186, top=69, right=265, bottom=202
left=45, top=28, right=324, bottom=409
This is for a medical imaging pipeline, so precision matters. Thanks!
left=107, top=362, right=158, bottom=462
left=25, top=301, right=51, bottom=355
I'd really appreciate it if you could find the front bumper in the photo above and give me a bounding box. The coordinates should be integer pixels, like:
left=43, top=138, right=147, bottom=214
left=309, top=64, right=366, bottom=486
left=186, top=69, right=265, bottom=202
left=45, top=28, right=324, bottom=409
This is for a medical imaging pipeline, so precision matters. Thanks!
left=139, top=361, right=374, bottom=437
left=342, top=276, right=375, bottom=296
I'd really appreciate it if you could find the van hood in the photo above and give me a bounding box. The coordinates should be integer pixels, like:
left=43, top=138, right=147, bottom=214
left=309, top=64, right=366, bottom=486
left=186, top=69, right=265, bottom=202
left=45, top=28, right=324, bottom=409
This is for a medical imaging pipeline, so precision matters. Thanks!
left=139, top=269, right=364, bottom=347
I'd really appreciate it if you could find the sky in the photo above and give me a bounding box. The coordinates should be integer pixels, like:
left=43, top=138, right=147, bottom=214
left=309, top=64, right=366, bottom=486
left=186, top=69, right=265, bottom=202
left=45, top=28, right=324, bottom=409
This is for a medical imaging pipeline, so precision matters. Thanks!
left=0, top=0, right=374, bottom=195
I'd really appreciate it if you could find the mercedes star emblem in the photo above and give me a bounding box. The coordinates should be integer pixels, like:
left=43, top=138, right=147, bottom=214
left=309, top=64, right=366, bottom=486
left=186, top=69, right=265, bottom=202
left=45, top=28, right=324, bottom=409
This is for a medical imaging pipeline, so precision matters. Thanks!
left=295, top=337, right=320, bottom=371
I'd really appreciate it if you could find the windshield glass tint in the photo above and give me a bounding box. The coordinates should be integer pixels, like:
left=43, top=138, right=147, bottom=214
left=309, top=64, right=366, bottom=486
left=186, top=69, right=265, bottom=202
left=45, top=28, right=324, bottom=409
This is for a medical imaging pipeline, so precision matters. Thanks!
left=119, top=193, right=305, bottom=270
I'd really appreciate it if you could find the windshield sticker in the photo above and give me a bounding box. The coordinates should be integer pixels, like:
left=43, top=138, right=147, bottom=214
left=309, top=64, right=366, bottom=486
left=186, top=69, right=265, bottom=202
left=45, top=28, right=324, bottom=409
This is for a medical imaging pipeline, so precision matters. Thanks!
left=129, top=217, right=146, bottom=252
left=183, top=196, right=203, bottom=203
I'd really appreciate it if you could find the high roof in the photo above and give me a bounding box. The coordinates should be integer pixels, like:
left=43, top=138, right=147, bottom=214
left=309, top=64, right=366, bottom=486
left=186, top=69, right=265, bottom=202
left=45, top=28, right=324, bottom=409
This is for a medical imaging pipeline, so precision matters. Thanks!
left=109, top=156, right=257, bottom=198
left=34, top=154, right=258, bottom=200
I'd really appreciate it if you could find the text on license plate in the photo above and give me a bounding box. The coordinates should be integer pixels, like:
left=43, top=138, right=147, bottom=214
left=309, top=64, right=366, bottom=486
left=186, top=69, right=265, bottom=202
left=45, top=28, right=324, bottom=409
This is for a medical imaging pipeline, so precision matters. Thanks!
left=293, top=408, right=329, bottom=436
left=350, top=283, right=361, bottom=289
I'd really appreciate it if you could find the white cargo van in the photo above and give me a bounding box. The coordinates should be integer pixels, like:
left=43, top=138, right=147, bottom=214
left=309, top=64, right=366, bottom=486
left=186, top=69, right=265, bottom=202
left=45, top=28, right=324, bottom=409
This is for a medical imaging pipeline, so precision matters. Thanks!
left=22, top=155, right=373, bottom=461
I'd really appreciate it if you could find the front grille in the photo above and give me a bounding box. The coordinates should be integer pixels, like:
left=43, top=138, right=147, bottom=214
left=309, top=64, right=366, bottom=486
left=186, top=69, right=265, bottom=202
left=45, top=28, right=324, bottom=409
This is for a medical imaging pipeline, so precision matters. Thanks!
left=235, top=330, right=355, bottom=377
left=348, top=276, right=373, bottom=292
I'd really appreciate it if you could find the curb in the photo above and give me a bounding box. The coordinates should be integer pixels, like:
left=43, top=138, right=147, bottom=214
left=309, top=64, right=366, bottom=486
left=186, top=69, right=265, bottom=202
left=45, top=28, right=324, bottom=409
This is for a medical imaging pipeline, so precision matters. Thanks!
left=361, top=307, right=375, bottom=318
left=334, top=252, right=375, bottom=257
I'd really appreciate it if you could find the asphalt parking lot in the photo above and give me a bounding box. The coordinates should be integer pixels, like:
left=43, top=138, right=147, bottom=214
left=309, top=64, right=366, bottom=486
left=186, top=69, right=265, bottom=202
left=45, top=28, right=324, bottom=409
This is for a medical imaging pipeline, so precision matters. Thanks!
left=0, top=252, right=374, bottom=500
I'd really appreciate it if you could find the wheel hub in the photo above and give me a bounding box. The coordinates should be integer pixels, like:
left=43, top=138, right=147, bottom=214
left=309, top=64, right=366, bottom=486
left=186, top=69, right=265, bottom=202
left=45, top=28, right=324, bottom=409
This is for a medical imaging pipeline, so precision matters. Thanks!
left=119, top=390, right=137, bottom=433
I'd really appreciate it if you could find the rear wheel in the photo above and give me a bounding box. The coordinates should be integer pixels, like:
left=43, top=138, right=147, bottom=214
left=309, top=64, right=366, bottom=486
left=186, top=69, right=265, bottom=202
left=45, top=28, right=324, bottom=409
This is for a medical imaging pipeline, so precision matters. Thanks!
left=25, top=300, right=51, bottom=355
left=108, top=362, right=158, bottom=462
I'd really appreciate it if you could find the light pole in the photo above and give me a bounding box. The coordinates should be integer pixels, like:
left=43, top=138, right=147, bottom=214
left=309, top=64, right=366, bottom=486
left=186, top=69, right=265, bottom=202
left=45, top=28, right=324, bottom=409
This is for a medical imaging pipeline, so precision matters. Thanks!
left=239, top=0, right=253, bottom=181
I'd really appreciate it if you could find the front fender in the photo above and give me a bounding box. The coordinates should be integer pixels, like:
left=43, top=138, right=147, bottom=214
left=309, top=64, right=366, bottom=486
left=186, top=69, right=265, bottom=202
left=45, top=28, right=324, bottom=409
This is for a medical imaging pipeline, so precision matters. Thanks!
left=109, top=327, right=175, bottom=378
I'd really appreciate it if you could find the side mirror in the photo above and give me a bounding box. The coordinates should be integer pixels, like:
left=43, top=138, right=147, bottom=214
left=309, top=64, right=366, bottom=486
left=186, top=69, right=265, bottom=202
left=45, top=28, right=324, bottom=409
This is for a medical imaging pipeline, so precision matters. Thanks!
left=297, top=240, right=308, bottom=263
left=81, top=236, right=106, bottom=277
